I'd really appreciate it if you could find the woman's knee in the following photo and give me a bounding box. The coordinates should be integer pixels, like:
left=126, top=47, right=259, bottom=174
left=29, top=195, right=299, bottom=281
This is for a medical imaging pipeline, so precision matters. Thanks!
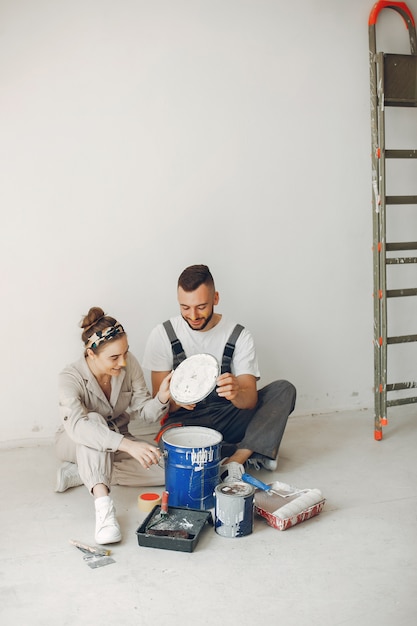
left=55, top=429, right=77, bottom=462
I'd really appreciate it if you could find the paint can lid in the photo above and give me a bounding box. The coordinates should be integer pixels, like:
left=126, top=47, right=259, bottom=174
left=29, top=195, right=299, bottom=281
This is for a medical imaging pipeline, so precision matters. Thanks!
left=216, top=481, right=255, bottom=497
left=170, top=353, right=219, bottom=405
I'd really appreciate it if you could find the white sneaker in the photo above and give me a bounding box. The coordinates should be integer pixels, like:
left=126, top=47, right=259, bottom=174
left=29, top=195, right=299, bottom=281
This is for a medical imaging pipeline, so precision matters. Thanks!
left=246, top=453, right=278, bottom=472
left=220, top=460, right=245, bottom=483
left=95, top=496, right=122, bottom=544
left=55, top=462, right=83, bottom=492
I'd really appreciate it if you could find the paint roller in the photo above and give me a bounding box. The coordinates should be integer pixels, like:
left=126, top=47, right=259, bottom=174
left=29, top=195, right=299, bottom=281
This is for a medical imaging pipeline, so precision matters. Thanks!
left=271, top=489, right=323, bottom=519
left=253, top=482, right=324, bottom=519
left=242, top=473, right=308, bottom=498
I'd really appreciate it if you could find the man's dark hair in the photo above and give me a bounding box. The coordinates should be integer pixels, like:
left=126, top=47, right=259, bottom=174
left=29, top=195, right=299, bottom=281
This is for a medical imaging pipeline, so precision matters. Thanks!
left=177, top=264, right=215, bottom=292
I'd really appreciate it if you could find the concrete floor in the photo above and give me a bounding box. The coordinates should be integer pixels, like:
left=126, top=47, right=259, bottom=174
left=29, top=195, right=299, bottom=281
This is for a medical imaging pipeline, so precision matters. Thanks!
left=1, top=408, right=416, bottom=626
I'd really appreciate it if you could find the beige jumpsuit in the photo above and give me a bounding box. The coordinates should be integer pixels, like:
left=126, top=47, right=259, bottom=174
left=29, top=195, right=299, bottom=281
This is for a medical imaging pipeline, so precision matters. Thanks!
left=55, top=352, right=168, bottom=493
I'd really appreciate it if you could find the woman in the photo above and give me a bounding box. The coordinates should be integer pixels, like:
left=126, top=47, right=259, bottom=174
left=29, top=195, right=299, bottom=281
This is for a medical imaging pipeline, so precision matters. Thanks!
left=55, top=307, right=171, bottom=545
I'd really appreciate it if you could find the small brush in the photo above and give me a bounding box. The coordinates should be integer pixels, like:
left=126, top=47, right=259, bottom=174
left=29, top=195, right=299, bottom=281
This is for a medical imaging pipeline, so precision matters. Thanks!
left=146, top=490, right=169, bottom=530
left=69, top=539, right=111, bottom=557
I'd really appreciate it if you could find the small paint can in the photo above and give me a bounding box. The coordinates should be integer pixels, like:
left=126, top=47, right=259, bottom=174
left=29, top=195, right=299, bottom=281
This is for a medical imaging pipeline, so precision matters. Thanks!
left=214, top=481, right=255, bottom=538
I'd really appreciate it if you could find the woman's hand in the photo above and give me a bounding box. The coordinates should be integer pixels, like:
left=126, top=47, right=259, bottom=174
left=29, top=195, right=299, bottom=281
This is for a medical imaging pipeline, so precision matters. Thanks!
left=118, top=438, right=162, bottom=470
left=156, top=371, right=173, bottom=404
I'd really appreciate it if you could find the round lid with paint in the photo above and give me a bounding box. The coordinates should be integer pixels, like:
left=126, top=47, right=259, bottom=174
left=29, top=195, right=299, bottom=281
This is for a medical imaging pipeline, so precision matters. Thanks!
left=170, top=353, right=219, bottom=405
left=217, top=482, right=255, bottom=497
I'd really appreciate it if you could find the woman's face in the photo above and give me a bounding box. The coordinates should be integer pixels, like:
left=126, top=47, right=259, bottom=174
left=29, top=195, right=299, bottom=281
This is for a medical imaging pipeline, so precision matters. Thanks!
left=88, top=335, right=129, bottom=377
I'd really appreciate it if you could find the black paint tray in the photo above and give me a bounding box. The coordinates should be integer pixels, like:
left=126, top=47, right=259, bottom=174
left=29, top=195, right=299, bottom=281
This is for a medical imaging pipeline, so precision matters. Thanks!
left=136, top=505, right=212, bottom=552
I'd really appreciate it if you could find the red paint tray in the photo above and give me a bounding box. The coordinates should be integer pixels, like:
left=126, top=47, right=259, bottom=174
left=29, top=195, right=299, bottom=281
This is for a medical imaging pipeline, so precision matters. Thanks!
left=136, top=505, right=212, bottom=552
left=254, top=481, right=326, bottom=531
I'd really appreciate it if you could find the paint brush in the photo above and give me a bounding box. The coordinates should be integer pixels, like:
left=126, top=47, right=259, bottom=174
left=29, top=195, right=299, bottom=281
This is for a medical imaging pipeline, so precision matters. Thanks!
left=69, top=539, right=111, bottom=557
left=146, top=490, right=169, bottom=530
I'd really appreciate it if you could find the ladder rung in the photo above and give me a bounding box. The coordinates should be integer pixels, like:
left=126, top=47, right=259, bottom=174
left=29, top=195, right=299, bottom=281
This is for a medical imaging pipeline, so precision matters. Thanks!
left=387, top=396, right=417, bottom=407
left=387, top=382, right=417, bottom=391
left=387, top=288, right=417, bottom=297
left=387, top=334, right=417, bottom=344
left=386, top=195, right=417, bottom=204
left=385, top=149, right=417, bottom=158
left=386, top=257, right=417, bottom=264
left=386, top=242, right=417, bottom=251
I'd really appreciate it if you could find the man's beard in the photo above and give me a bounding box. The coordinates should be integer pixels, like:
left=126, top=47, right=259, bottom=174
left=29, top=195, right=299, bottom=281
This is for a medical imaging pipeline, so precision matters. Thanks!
left=183, top=308, right=214, bottom=331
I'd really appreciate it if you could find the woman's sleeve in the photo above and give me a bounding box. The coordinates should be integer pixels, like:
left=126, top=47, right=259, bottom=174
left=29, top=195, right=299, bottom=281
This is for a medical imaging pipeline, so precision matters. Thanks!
left=58, top=369, right=123, bottom=452
left=127, top=354, right=169, bottom=423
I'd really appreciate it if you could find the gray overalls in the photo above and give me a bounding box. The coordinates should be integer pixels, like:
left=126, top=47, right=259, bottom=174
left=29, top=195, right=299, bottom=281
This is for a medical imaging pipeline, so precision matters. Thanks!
left=156, top=321, right=296, bottom=460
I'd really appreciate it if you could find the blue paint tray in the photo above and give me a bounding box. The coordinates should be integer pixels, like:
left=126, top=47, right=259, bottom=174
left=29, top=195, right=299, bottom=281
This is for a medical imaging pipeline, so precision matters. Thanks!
left=136, top=505, right=212, bottom=552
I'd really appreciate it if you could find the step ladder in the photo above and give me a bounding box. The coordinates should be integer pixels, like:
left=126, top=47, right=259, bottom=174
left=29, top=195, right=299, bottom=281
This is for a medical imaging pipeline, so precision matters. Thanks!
left=369, top=1, right=417, bottom=440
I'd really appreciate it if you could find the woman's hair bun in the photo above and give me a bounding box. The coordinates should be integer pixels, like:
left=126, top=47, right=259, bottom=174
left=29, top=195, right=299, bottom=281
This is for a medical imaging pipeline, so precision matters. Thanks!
left=80, top=307, right=106, bottom=330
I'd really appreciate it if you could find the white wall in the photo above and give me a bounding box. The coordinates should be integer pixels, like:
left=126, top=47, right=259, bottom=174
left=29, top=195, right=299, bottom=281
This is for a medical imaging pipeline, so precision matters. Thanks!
left=2, top=0, right=416, bottom=444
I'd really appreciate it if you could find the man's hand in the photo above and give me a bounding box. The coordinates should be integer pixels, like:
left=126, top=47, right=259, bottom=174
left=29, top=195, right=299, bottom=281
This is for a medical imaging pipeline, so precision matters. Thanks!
left=173, top=401, right=196, bottom=411
left=215, top=372, right=240, bottom=401
left=215, top=372, right=258, bottom=410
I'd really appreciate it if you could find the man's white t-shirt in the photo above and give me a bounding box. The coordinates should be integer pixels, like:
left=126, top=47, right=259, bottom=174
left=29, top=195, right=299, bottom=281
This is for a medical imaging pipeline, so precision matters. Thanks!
left=142, top=315, right=260, bottom=379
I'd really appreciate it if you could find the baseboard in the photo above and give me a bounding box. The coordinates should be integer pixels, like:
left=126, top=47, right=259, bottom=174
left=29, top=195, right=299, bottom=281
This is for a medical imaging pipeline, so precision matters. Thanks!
left=0, top=436, right=54, bottom=450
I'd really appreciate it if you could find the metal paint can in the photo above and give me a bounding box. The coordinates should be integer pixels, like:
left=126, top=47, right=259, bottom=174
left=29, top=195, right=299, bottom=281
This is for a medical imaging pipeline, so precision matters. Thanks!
left=214, top=481, right=255, bottom=538
left=162, top=426, right=223, bottom=510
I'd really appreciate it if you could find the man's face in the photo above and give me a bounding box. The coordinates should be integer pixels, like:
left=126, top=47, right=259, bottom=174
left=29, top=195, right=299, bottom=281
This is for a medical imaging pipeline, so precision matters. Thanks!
left=178, top=283, right=219, bottom=331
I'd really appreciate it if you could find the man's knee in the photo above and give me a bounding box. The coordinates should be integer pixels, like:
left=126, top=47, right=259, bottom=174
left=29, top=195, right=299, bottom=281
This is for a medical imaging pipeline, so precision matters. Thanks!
left=259, top=379, right=297, bottom=411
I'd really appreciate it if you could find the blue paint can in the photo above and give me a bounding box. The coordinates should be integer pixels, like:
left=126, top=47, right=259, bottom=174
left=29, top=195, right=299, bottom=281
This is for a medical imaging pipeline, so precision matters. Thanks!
left=162, top=426, right=223, bottom=510
left=215, top=481, right=255, bottom=538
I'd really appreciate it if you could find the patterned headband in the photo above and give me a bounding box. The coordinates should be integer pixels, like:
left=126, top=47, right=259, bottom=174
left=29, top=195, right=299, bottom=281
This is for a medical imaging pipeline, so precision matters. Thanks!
left=86, top=323, right=125, bottom=349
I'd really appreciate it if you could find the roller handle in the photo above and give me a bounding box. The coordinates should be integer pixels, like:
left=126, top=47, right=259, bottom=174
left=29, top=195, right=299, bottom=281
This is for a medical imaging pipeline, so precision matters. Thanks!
left=241, top=473, right=272, bottom=494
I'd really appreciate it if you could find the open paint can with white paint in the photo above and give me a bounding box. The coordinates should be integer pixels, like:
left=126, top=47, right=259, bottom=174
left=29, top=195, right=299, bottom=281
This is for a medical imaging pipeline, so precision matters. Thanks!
left=162, top=426, right=223, bottom=510
left=214, top=481, right=255, bottom=538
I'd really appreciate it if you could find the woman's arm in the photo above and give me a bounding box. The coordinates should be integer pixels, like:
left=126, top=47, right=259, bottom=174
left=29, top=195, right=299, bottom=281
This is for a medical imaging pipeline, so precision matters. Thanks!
left=59, top=370, right=124, bottom=451
left=127, top=355, right=171, bottom=421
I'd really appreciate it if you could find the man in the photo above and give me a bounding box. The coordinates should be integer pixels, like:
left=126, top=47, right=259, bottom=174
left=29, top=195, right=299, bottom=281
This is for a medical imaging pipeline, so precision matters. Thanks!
left=142, top=264, right=296, bottom=482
